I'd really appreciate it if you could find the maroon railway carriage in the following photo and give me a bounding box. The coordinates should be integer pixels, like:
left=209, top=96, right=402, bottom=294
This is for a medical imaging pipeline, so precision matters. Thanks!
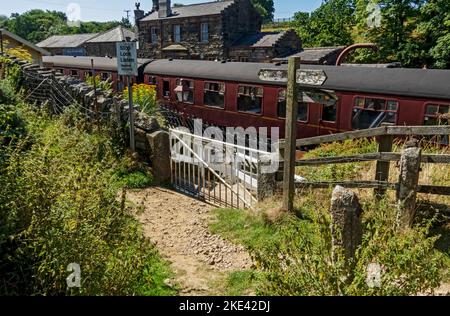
left=143, top=59, right=450, bottom=140
left=42, top=56, right=152, bottom=91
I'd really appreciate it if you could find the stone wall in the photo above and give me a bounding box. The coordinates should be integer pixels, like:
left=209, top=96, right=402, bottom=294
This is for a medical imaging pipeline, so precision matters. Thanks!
left=138, top=15, right=225, bottom=60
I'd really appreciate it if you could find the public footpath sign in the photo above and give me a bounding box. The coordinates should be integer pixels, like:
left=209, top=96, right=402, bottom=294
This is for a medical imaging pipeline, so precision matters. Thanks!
left=116, top=42, right=138, bottom=76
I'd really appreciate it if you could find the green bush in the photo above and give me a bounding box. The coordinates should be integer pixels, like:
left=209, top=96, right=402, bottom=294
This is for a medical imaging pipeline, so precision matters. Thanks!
left=212, top=197, right=446, bottom=296
left=0, top=80, right=17, bottom=105
left=0, top=106, right=175, bottom=295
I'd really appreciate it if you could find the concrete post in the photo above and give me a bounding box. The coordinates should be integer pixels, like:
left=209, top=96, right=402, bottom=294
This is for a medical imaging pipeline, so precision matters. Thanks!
left=330, top=186, right=363, bottom=262
left=147, top=130, right=171, bottom=184
left=257, top=154, right=277, bottom=201
left=396, top=140, right=421, bottom=230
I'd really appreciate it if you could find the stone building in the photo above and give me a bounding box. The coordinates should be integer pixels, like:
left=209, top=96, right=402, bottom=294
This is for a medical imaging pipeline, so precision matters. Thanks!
left=1, top=28, right=50, bottom=65
left=37, top=26, right=135, bottom=57
left=84, top=26, right=136, bottom=57
left=135, top=0, right=301, bottom=62
left=37, top=33, right=98, bottom=56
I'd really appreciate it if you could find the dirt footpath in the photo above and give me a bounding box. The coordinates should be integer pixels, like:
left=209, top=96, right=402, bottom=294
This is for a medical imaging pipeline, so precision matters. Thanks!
left=127, top=187, right=252, bottom=296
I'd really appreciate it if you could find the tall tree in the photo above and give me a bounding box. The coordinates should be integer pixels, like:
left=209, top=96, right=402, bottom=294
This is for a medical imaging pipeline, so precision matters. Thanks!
left=293, top=0, right=355, bottom=47
left=415, top=0, right=450, bottom=68
left=251, top=0, right=275, bottom=23
left=355, top=0, right=426, bottom=66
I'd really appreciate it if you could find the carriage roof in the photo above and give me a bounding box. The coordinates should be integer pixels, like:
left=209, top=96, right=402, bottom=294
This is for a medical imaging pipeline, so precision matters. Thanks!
left=144, top=59, right=450, bottom=101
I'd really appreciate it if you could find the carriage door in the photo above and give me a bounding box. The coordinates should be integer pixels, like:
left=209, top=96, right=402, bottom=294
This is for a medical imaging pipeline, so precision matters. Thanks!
left=304, top=90, right=338, bottom=135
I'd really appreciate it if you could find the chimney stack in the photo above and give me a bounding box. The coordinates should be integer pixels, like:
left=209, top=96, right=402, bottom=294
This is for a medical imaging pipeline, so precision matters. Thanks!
left=152, top=0, right=159, bottom=12
left=158, top=0, right=172, bottom=18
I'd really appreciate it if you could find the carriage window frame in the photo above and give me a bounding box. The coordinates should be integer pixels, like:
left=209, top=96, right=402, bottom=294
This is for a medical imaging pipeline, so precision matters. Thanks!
left=424, top=102, right=450, bottom=125
left=176, top=78, right=195, bottom=104
left=352, top=96, right=399, bottom=129
left=277, top=88, right=309, bottom=123
left=100, top=72, right=111, bottom=81
left=70, top=70, right=79, bottom=77
left=162, top=79, right=171, bottom=99
left=203, top=81, right=225, bottom=109
left=237, top=84, right=264, bottom=115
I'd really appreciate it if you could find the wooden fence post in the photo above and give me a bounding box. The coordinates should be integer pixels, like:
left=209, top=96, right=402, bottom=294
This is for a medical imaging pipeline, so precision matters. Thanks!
left=396, top=139, right=421, bottom=230
left=330, top=186, right=363, bottom=262
left=282, top=56, right=301, bottom=212
left=374, top=133, right=393, bottom=198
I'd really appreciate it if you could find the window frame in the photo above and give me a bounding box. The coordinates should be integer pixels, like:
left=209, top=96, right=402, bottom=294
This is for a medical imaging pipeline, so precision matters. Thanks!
left=236, top=84, right=264, bottom=116
left=200, top=23, right=209, bottom=43
left=352, top=95, right=399, bottom=126
left=203, top=81, right=226, bottom=109
left=70, top=69, right=79, bottom=77
left=151, top=27, right=158, bottom=44
left=277, top=88, right=309, bottom=123
left=173, top=24, right=181, bottom=43
left=424, top=102, right=450, bottom=125
left=175, top=78, right=195, bottom=104
left=162, top=79, right=171, bottom=99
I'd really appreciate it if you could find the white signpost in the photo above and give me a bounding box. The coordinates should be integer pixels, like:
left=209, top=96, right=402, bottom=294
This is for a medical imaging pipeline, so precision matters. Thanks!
left=117, top=41, right=138, bottom=151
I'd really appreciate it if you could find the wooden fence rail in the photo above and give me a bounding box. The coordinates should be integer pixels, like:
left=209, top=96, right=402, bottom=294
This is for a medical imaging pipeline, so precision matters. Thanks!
left=278, top=125, right=450, bottom=148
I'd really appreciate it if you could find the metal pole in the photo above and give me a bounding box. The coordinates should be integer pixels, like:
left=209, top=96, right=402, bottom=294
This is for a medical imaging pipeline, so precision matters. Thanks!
left=282, top=56, right=301, bottom=212
left=128, top=76, right=135, bottom=152
left=91, top=58, right=98, bottom=122
left=0, top=29, right=4, bottom=54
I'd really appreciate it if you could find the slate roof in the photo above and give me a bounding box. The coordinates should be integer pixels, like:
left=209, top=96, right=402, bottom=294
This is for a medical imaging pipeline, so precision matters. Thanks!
left=144, top=59, right=450, bottom=101
left=86, top=26, right=136, bottom=43
left=140, top=0, right=234, bottom=21
left=1, top=28, right=50, bottom=56
left=272, top=47, right=344, bottom=63
left=37, top=33, right=99, bottom=48
left=232, top=31, right=287, bottom=48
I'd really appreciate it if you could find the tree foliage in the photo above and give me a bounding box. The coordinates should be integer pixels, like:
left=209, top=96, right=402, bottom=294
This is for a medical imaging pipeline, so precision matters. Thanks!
left=251, top=0, right=275, bottom=23
left=2, top=10, right=132, bottom=44
left=294, top=0, right=355, bottom=47
left=293, top=0, right=450, bottom=68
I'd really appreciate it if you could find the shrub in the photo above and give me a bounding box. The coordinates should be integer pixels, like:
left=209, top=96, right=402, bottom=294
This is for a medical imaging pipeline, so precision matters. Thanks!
left=0, top=106, right=175, bottom=295
left=123, top=84, right=157, bottom=116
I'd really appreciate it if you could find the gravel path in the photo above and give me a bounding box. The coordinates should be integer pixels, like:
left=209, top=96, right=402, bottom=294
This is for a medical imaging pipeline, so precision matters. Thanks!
left=127, top=187, right=252, bottom=296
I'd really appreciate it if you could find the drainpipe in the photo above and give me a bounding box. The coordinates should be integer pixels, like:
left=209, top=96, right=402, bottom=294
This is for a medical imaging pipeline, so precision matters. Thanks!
left=335, top=43, right=378, bottom=66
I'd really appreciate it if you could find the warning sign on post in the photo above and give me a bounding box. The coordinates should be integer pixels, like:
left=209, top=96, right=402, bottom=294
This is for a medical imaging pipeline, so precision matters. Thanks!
left=116, top=42, right=138, bottom=76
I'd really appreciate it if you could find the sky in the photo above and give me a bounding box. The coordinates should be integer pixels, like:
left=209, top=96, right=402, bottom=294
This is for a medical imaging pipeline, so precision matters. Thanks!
left=0, top=0, right=323, bottom=22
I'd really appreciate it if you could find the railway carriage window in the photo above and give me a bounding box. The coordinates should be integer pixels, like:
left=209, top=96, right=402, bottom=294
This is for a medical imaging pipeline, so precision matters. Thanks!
left=149, top=76, right=157, bottom=85
left=70, top=70, right=78, bottom=77
left=204, top=82, right=225, bottom=108
left=277, top=89, right=308, bottom=122
left=352, top=97, right=398, bottom=129
left=424, top=104, right=450, bottom=126
left=175, top=79, right=194, bottom=103
left=163, top=80, right=171, bottom=98
left=238, top=85, right=263, bottom=114
left=101, top=72, right=111, bottom=81
left=322, top=104, right=337, bottom=122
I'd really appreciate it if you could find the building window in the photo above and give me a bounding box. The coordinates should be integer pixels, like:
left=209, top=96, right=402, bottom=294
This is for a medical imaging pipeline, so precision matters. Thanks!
left=322, top=103, right=337, bottom=122
left=237, top=85, right=263, bottom=114
left=424, top=103, right=449, bottom=126
left=204, top=82, right=225, bottom=108
left=163, top=80, right=171, bottom=98
left=277, top=89, right=308, bottom=122
left=175, top=79, right=194, bottom=103
left=200, top=23, right=209, bottom=43
left=173, top=25, right=181, bottom=43
left=151, top=27, right=158, bottom=43
left=352, top=97, right=398, bottom=130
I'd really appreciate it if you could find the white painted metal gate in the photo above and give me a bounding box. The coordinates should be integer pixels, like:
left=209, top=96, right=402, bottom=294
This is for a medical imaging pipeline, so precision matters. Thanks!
left=169, top=128, right=270, bottom=209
